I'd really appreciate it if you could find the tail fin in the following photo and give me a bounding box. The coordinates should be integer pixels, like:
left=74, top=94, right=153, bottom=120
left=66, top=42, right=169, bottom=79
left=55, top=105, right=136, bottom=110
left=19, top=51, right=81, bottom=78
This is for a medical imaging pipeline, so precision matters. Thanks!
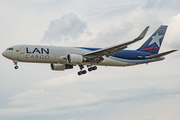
left=137, top=25, right=168, bottom=54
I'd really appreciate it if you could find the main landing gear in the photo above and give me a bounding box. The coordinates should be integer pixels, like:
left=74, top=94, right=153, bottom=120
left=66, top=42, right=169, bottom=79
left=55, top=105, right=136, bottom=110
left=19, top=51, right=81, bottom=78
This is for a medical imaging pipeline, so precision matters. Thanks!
left=78, top=65, right=86, bottom=75
left=13, top=60, right=19, bottom=69
left=88, top=66, right=97, bottom=72
left=78, top=70, right=87, bottom=75
left=77, top=65, right=97, bottom=76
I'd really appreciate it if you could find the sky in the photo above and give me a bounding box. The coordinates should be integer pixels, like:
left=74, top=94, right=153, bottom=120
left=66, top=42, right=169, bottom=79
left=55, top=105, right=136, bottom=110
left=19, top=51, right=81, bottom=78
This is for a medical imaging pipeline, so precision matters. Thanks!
left=0, top=0, right=180, bottom=120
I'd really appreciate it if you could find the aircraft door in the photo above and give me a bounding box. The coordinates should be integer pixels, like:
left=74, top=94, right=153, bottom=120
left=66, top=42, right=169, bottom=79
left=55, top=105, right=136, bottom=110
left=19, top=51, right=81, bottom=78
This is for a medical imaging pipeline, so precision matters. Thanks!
left=20, top=47, right=25, bottom=54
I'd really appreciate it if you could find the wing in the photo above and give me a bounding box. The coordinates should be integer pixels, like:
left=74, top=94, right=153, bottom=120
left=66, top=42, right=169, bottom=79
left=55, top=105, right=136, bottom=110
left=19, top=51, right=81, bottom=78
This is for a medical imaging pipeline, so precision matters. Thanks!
left=83, top=26, right=149, bottom=58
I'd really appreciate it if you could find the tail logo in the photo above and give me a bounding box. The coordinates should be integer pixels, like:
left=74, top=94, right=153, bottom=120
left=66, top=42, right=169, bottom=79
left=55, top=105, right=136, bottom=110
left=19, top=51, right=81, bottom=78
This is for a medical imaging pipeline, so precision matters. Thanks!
left=148, top=33, right=164, bottom=47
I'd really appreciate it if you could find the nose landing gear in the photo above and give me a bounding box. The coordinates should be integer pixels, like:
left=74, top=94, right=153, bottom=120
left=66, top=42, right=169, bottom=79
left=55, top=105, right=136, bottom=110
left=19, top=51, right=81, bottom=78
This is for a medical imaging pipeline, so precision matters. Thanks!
left=13, top=60, right=19, bottom=69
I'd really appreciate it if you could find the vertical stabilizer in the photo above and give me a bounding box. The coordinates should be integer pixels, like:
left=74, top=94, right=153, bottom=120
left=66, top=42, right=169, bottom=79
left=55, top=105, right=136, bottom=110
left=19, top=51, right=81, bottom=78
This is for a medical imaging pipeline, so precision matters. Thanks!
left=137, top=25, right=168, bottom=54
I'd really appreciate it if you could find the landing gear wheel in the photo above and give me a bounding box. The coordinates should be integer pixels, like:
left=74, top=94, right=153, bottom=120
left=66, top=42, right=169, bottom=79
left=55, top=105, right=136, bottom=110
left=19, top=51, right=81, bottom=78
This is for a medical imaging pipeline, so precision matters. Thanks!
left=14, top=66, right=18, bottom=69
left=82, top=70, right=87, bottom=74
left=78, top=70, right=87, bottom=75
left=88, top=67, right=93, bottom=72
left=88, top=66, right=97, bottom=72
left=13, top=60, right=18, bottom=70
left=92, top=66, right=97, bottom=70
left=78, top=71, right=83, bottom=75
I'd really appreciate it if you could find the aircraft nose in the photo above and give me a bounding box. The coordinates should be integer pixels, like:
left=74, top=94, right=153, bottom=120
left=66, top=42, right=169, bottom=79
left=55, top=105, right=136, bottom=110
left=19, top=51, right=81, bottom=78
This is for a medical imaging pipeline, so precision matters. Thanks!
left=2, top=51, right=6, bottom=57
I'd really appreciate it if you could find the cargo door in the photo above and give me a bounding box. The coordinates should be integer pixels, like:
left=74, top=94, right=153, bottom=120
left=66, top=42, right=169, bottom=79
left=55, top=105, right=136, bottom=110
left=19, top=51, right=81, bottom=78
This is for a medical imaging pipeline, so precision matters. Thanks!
left=20, top=47, right=25, bottom=54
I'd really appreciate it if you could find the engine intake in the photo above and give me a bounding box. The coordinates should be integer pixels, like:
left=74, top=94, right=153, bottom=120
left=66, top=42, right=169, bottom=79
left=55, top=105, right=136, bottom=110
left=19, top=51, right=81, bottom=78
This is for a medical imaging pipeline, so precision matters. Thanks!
left=51, top=63, right=73, bottom=71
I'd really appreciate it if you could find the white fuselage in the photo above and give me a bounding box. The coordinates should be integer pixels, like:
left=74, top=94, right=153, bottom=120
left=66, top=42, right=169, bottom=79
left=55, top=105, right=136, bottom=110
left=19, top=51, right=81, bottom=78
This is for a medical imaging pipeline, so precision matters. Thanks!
left=2, top=45, right=164, bottom=67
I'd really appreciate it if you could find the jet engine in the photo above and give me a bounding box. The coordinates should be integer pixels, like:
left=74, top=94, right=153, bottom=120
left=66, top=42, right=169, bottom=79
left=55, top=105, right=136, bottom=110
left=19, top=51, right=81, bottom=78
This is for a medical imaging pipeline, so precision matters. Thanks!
left=67, top=54, right=87, bottom=64
left=51, top=63, right=73, bottom=71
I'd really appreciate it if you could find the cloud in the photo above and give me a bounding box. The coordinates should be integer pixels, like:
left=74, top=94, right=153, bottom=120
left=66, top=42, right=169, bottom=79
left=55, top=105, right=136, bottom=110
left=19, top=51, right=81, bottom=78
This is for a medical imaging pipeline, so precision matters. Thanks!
left=146, top=0, right=180, bottom=9
left=85, top=7, right=180, bottom=50
left=37, top=72, right=80, bottom=88
left=0, top=89, right=102, bottom=116
left=88, top=7, right=163, bottom=47
left=2, top=62, right=180, bottom=117
left=1, top=86, right=180, bottom=116
left=41, top=13, right=87, bottom=43
left=166, top=13, right=180, bottom=50
left=1, top=0, right=180, bottom=120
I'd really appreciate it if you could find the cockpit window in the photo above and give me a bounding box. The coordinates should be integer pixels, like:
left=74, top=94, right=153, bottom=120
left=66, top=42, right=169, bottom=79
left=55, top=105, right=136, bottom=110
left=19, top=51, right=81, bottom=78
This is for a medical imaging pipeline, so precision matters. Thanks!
left=6, top=48, right=13, bottom=50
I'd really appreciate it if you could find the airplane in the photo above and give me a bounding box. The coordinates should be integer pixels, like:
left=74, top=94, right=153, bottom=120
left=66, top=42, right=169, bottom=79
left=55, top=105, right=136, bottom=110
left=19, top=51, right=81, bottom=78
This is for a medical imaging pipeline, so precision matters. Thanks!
left=2, top=25, right=177, bottom=75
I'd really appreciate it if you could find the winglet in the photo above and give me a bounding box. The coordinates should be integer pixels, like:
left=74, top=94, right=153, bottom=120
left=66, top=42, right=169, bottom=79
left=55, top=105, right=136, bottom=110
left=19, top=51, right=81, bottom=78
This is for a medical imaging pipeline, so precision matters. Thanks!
left=134, top=26, right=149, bottom=41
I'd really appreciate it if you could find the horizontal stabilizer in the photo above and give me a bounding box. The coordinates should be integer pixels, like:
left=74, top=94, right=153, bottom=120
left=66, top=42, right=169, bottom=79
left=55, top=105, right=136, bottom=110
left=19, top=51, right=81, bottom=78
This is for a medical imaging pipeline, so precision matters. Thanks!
left=146, top=50, right=177, bottom=59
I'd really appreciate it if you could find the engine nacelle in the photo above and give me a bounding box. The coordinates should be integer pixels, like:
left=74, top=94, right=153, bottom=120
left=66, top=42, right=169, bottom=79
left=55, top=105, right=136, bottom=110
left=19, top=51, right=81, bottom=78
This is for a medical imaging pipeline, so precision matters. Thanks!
left=67, top=54, right=85, bottom=64
left=51, top=63, right=73, bottom=71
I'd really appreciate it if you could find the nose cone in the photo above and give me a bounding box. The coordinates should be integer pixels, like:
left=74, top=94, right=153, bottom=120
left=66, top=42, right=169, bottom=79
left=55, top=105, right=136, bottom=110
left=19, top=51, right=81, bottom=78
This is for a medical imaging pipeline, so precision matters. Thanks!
left=2, top=51, right=6, bottom=57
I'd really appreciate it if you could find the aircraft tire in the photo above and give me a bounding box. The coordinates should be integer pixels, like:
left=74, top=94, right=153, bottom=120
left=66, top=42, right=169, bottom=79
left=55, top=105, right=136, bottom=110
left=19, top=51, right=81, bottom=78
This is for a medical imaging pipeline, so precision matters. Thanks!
left=88, top=67, right=92, bottom=72
left=93, top=66, right=97, bottom=70
left=82, top=70, right=87, bottom=74
left=78, top=71, right=82, bottom=75
left=14, top=66, right=18, bottom=69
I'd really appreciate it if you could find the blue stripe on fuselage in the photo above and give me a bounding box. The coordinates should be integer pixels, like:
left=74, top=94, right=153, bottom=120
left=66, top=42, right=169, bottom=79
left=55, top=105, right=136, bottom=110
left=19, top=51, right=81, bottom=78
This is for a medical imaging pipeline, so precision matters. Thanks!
left=78, top=47, right=153, bottom=60
left=113, top=50, right=152, bottom=60
left=77, top=47, right=100, bottom=51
